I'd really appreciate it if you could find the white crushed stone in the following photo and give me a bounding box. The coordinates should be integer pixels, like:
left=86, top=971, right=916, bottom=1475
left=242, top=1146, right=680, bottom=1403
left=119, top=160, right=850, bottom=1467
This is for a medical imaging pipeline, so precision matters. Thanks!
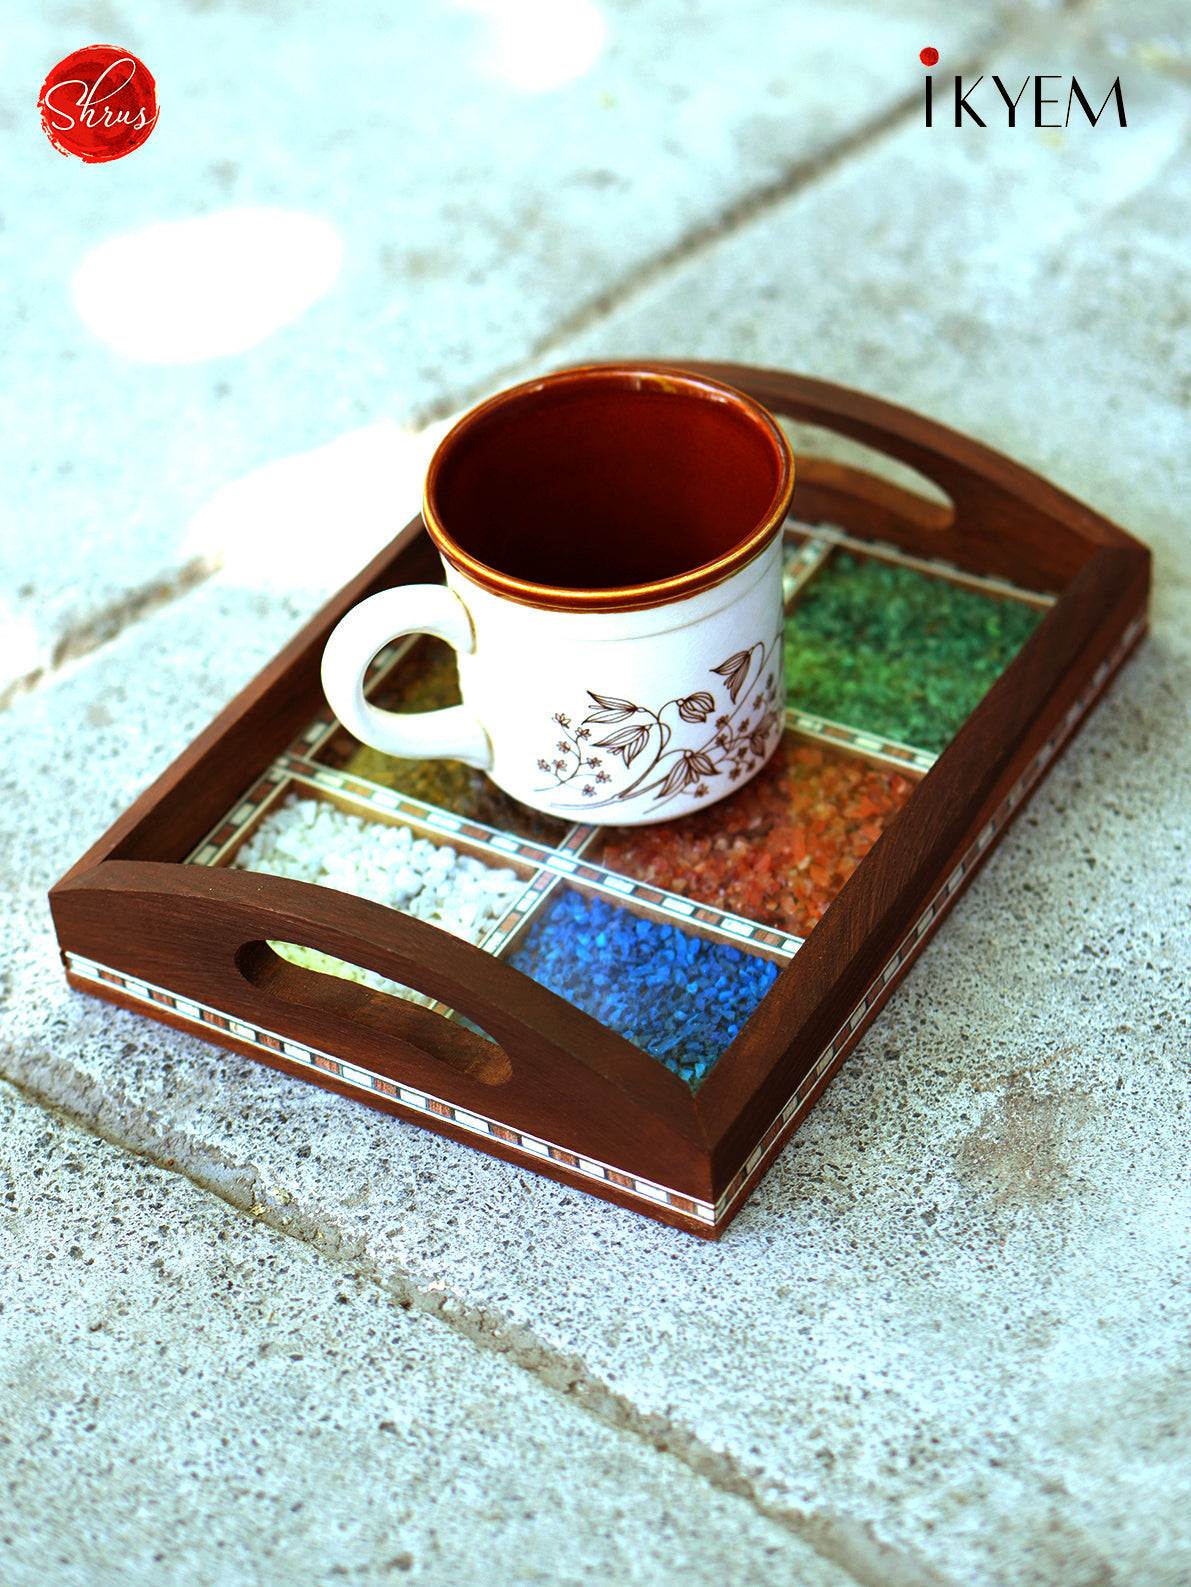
left=232, top=794, right=525, bottom=1003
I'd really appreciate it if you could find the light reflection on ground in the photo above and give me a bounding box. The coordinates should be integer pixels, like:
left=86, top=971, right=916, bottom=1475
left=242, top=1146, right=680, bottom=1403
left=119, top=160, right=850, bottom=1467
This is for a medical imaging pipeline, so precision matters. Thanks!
left=71, top=208, right=343, bottom=363
left=182, top=415, right=457, bottom=592
left=457, top=0, right=606, bottom=91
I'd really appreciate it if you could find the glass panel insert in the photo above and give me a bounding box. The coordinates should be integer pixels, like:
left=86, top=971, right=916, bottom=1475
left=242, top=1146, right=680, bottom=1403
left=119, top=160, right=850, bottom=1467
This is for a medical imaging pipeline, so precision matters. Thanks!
left=315, top=634, right=572, bottom=844
left=597, top=730, right=915, bottom=938
left=785, top=550, right=1045, bottom=754
left=505, top=886, right=781, bottom=1089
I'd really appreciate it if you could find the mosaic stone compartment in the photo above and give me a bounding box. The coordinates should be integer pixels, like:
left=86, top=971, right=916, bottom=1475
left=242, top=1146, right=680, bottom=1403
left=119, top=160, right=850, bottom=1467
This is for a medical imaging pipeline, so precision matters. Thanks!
left=184, top=526, right=1049, bottom=1093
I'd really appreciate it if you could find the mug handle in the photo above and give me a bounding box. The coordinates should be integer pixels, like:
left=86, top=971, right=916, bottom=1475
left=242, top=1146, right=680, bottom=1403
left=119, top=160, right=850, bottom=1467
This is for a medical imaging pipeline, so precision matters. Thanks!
left=320, top=585, right=493, bottom=768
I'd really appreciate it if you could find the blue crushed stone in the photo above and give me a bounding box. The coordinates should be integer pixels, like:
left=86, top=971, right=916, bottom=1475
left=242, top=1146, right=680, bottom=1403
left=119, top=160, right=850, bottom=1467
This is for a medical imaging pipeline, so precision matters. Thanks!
left=507, top=888, right=780, bottom=1088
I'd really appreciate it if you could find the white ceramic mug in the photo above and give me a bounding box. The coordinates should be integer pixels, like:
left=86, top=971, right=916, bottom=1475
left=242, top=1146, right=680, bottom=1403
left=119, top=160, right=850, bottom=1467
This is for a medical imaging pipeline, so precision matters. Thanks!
left=321, top=365, right=794, bottom=825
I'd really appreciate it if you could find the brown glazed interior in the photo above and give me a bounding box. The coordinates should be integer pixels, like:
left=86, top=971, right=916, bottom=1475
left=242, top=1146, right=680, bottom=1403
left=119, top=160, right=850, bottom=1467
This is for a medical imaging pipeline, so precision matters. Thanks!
left=422, top=365, right=794, bottom=611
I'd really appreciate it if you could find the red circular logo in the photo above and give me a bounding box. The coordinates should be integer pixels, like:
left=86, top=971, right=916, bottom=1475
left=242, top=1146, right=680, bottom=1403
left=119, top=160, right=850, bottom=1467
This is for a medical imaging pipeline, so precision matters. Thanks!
left=39, top=45, right=158, bottom=163
left=919, top=46, right=940, bottom=67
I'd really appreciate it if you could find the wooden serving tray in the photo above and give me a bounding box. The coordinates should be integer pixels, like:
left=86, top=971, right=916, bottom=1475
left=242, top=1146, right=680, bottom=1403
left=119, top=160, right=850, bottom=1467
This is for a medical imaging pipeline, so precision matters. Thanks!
left=49, top=364, right=1150, bottom=1238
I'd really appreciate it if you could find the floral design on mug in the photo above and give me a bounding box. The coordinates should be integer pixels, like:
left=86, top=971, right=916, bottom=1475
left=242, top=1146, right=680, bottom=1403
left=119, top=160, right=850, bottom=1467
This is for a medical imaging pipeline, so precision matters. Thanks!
left=534, top=631, right=784, bottom=812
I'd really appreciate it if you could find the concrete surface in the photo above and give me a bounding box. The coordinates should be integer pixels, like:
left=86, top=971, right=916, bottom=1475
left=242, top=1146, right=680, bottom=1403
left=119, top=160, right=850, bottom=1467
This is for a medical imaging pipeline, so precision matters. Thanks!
left=2, top=2, right=1190, bottom=1584
left=1, top=1081, right=863, bottom=1587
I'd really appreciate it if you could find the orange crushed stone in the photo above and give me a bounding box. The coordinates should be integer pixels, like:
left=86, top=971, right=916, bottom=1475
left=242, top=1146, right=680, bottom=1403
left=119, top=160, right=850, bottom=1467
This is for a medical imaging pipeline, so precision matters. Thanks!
left=597, top=734, right=915, bottom=938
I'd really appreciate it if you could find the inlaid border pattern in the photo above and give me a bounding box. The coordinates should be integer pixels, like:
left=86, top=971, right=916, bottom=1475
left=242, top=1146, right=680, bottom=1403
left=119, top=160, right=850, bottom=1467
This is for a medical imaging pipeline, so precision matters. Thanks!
left=187, top=765, right=290, bottom=867
left=781, top=531, right=834, bottom=603
left=785, top=710, right=936, bottom=775
left=188, top=764, right=809, bottom=965
left=798, top=522, right=1059, bottom=610
left=61, top=950, right=718, bottom=1227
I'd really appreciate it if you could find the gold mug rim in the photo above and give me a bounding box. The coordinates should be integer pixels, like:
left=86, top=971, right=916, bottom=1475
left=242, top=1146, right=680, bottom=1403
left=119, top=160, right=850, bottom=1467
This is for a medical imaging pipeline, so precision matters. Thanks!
left=421, top=363, right=795, bottom=613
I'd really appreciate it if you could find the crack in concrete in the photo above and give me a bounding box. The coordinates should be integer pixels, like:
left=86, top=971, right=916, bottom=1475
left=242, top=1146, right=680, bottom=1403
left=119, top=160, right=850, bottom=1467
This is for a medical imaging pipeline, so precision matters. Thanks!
left=407, top=54, right=993, bottom=432
left=1, top=554, right=221, bottom=715
left=522, top=87, right=933, bottom=369
left=392, top=1279, right=963, bottom=1587
left=3, top=1049, right=959, bottom=1587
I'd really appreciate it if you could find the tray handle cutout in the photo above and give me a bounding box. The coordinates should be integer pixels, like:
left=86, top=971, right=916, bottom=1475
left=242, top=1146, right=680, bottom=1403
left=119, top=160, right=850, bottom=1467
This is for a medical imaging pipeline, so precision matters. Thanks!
left=50, top=860, right=708, bottom=1182
left=235, top=937, right=513, bottom=1086
left=669, top=361, right=1123, bottom=589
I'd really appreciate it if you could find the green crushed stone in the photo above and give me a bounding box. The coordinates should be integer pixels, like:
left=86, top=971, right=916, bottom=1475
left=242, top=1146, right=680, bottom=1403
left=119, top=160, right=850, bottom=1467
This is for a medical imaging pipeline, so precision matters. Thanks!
left=785, top=552, right=1044, bottom=754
